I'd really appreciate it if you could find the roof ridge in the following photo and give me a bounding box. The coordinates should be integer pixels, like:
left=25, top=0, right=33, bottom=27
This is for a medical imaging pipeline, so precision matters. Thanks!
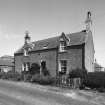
left=15, top=30, right=87, bottom=54
left=32, top=36, right=59, bottom=44
left=31, top=30, right=86, bottom=43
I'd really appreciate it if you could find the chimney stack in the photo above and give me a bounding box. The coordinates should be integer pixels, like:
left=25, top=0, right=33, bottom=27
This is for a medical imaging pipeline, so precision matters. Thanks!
left=85, top=11, right=92, bottom=32
left=24, top=31, right=31, bottom=44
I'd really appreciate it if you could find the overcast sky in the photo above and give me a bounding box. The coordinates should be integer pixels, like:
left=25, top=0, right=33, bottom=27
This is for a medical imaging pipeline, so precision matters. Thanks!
left=0, top=0, right=105, bottom=67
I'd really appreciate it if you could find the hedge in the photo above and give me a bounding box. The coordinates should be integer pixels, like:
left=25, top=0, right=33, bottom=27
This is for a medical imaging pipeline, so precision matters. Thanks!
left=0, top=71, right=23, bottom=81
left=84, top=72, right=105, bottom=89
left=69, top=68, right=87, bottom=79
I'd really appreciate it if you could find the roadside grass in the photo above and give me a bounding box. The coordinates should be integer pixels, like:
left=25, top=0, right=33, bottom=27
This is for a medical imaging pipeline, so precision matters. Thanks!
left=0, top=79, right=105, bottom=105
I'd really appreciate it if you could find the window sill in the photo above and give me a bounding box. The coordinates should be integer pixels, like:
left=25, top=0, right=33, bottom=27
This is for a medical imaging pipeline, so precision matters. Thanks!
left=23, top=55, right=29, bottom=57
left=58, top=50, right=67, bottom=53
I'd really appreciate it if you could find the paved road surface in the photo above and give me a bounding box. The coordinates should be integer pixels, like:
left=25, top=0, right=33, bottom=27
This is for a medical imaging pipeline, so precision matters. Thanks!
left=0, top=80, right=97, bottom=105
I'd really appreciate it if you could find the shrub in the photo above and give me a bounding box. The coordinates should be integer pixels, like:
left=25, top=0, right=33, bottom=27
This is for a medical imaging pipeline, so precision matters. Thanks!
left=97, top=87, right=105, bottom=92
left=31, top=74, right=40, bottom=83
left=0, top=72, right=6, bottom=79
left=0, top=71, right=23, bottom=81
left=68, top=68, right=87, bottom=89
left=39, top=75, right=54, bottom=85
left=8, top=71, right=23, bottom=81
left=31, top=74, right=55, bottom=85
left=0, top=72, right=8, bottom=79
left=29, top=63, right=40, bottom=75
left=84, top=72, right=105, bottom=89
left=23, top=73, right=32, bottom=82
left=69, top=68, right=87, bottom=79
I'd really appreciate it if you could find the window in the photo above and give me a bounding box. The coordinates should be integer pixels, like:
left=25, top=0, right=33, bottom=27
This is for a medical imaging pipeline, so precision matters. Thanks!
left=27, top=62, right=30, bottom=70
left=59, top=60, right=67, bottom=74
left=24, top=49, right=28, bottom=56
left=43, top=46, right=48, bottom=49
left=22, top=62, right=30, bottom=71
left=59, top=41, right=66, bottom=52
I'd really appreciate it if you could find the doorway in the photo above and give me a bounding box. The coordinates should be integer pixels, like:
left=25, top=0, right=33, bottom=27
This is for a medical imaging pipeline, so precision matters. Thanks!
left=41, top=61, right=46, bottom=70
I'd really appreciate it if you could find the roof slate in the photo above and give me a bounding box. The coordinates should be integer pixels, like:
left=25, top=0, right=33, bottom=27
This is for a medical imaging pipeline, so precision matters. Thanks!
left=15, top=30, right=87, bottom=54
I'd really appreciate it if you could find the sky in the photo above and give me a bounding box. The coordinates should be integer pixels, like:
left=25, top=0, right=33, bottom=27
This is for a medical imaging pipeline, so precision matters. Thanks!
left=0, top=0, right=105, bottom=67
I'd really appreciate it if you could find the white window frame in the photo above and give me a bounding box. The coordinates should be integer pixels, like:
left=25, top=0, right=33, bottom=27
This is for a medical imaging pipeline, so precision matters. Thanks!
left=59, top=41, right=66, bottom=52
left=22, top=62, right=30, bottom=71
left=22, top=64, right=24, bottom=71
left=24, top=49, right=29, bottom=56
left=59, top=60, right=67, bottom=74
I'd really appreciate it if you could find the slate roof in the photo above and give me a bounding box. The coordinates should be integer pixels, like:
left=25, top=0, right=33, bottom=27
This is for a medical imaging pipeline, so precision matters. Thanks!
left=15, top=30, right=87, bottom=54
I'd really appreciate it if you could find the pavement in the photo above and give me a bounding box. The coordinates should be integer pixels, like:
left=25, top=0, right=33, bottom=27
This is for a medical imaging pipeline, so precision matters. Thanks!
left=0, top=79, right=104, bottom=105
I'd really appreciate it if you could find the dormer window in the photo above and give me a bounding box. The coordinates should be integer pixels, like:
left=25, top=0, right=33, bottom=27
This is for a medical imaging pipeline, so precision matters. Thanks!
left=59, top=32, right=67, bottom=52
left=59, top=41, right=66, bottom=52
left=43, top=46, right=48, bottom=49
left=24, top=49, right=28, bottom=56
left=43, top=42, right=49, bottom=49
left=23, top=31, right=33, bottom=56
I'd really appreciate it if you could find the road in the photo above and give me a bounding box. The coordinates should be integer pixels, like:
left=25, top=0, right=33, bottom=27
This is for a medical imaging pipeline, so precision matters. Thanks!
left=0, top=80, right=97, bottom=105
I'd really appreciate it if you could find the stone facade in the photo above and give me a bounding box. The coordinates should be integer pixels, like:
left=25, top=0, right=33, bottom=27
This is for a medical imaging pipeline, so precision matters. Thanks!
left=85, top=31, right=94, bottom=72
left=15, top=45, right=84, bottom=77
left=14, top=32, right=94, bottom=77
left=14, top=12, right=95, bottom=76
left=58, top=46, right=83, bottom=74
left=16, top=50, right=57, bottom=76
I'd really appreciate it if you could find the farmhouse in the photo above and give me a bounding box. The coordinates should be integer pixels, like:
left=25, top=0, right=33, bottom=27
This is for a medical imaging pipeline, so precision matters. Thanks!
left=14, top=12, right=94, bottom=77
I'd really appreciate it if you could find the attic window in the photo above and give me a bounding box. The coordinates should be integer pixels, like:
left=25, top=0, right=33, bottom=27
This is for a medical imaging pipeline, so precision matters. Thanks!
left=59, top=41, right=66, bottom=52
left=24, top=49, right=29, bottom=56
left=60, top=37, right=64, bottom=41
left=31, top=43, right=35, bottom=49
left=43, top=45, right=48, bottom=49
left=43, top=43, right=48, bottom=49
left=67, top=37, right=70, bottom=45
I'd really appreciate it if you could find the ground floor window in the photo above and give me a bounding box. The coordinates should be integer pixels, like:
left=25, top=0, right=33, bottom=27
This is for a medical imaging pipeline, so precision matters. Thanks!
left=59, top=60, right=67, bottom=74
left=22, top=62, right=30, bottom=71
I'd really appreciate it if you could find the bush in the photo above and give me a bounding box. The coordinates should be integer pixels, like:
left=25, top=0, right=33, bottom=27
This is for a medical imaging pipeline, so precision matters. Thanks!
left=31, top=74, right=40, bottom=83
left=31, top=74, right=55, bottom=85
left=69, top=68, right=87, bottom=79
left=0, top=72, right=8, bottom=79
left=0, top=72, right=6, bottom=79
left=84, top=72, right=105, bottom=89
left=68, top=68, right=87, bottom=89
left=23, top=73, right=32, bottom=82
left=29, top=63, right=40, bottom=75
left=97, top=87, right=105, bottom=92
left=39, top=75, right=54, bottom=85
left=0, top=71, right=23, bottom=81
left=8, top=71, right=23, bottom=81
